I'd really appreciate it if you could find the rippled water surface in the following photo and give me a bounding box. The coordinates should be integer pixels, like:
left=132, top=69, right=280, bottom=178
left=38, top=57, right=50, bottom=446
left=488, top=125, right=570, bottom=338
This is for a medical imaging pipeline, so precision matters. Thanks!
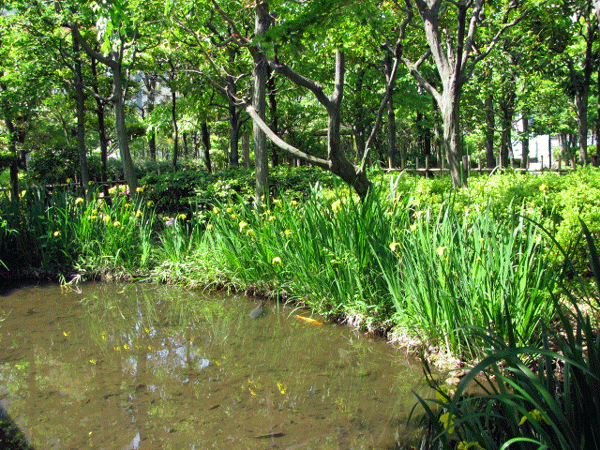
left=0, top=282, right=429, bottom=449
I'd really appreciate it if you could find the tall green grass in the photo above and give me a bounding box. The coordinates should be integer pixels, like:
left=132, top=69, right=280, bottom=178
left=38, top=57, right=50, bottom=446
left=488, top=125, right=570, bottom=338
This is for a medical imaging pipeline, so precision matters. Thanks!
left=204, top=185, right=556, bottom=355
left=0, top=184, right=159, bottom=277
left=413, top=220, right=600, bottom=449
left=378, top=202, right=555, bottom=358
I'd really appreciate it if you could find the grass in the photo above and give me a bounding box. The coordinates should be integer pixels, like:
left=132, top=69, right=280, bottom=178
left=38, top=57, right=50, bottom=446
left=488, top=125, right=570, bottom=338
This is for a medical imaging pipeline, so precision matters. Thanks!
left=412, top=220, right=600, bottom=449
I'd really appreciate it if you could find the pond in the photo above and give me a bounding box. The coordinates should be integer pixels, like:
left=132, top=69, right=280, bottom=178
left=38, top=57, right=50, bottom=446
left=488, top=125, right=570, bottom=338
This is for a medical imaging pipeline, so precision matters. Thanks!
left=0, top=282, right=429, bottom=449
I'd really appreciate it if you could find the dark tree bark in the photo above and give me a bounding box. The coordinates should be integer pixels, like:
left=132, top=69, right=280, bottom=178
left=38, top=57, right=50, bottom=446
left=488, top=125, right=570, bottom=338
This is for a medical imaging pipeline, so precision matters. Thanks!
left=566, top=10, right=598, bottom=165
left=499, top=88, right=516, bottom=167
left=142, top=73, right=158, bottom=160
left=267, top=66, right=279, bottom=167
left=72, top=32, right=90, bottom=190
left=201, top=121, right=212, bottom=173
left=384, top=48, right=397, bottom=168
left=521, top=113, right=529, bottom=168
left=252, top=1, right=270, bottom=202
left=171, top=89, right=179, bottom=170
left=485, top=94, right=495, bottom=168
left=90, top=56, right=110, bottom=189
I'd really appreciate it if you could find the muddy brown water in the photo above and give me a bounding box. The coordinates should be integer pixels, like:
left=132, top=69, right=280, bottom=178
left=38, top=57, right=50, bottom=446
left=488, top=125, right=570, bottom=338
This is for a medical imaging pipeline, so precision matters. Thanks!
left=0, top=282, right=430, bottom=449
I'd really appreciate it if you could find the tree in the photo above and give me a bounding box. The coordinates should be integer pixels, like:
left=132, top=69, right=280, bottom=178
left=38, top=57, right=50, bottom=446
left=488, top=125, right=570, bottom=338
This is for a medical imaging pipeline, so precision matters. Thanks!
left=400, top=0, right=526, bottom=187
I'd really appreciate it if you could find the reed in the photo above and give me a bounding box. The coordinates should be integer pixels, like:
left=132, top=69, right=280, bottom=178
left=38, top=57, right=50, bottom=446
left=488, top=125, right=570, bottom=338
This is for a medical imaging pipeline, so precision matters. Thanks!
left=377, top=201, right=555, bottom=358
left=413, top=220, right=600, bottom=449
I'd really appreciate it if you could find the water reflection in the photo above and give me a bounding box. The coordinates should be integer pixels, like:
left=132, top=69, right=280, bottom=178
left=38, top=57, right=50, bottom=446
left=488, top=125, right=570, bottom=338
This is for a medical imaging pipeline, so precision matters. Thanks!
left=0, top=283, right=429, bottom=449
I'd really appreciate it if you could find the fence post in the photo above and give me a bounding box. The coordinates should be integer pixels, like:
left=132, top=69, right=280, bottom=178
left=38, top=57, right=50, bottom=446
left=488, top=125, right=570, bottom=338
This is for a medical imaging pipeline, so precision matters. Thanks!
left=462, top=155, right=469, bottom=181
left=425, top=156, right=430, bottom=178
left=478, top=157, right=482, bottom=174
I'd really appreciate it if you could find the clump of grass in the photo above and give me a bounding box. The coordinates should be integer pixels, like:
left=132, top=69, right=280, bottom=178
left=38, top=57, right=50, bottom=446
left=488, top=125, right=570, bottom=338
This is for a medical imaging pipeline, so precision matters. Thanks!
left=413, top=220, right=600, bottom=449
left=379, top=201, right=556, bottom=359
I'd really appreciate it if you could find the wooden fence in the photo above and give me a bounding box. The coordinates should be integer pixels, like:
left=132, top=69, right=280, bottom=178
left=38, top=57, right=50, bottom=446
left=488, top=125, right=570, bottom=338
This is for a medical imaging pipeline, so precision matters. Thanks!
left=385, top=154, right=594, bottom=178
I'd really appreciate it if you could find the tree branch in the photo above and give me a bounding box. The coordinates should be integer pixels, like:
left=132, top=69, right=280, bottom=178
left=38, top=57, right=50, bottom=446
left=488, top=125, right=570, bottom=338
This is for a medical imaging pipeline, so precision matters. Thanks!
left=246, top=105, right=329, bottom=169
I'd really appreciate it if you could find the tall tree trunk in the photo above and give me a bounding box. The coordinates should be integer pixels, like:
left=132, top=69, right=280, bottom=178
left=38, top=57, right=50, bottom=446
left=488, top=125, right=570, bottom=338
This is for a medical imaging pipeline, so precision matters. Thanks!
left=229, top=101, right=240, bottom=167
left=242, top=131, right=251, bottom=169
left=91, top=57, right=109, bottom=189
left=521, top=113, right=529, bottom=168
left=499, top=89, right=515, bottom=167
left=113, top=65, right=138, bottom=192
left=384, top=51, right=396, bottom=168
left=485, top=94, right=495, bottom=168
left=253, top=2, right=270, bottom=202
left=171, top=89, right=179, bottom=170
left=201, top=121, right=212, bottom=173
left=143, top=73, right=158, bottom=161
left=72, top=34, right=90, bottom=190
left=267, top=66, right=279, bottom=167
left=440, top=89, right=462, bottom=186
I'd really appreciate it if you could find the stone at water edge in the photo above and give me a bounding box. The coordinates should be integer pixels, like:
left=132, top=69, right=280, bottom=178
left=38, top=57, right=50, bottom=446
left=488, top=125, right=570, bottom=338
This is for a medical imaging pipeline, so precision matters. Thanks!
left=249, top=302, right=265, bottom=319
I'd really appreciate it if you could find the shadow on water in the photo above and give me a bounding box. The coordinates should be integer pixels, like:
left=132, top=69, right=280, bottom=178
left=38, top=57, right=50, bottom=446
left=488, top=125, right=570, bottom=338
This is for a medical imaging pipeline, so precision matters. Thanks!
left=1, top=404, right=35, bottom=450
left=0, top=282, right=431, bottom=449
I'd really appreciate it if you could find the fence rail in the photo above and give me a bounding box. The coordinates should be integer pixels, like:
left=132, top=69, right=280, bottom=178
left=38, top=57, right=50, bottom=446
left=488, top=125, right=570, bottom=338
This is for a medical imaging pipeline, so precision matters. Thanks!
left=385, top=154, right=588, bottom=177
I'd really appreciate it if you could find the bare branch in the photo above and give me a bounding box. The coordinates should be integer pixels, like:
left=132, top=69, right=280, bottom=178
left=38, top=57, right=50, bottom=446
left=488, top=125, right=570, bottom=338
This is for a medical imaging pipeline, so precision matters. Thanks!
left=246, top=105, right=330, bottom=169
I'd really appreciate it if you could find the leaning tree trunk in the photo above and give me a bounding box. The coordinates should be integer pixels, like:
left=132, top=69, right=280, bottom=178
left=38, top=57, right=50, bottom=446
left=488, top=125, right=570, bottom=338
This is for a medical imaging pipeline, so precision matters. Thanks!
left=521, top=112, right=529, bottom=168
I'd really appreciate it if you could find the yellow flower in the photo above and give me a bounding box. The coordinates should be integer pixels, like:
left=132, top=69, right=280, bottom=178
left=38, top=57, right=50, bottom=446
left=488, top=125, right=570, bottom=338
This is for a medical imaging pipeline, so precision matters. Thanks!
left=332, top=199, right=342, bottom=213
left=457, top=442, right=483, bottom=450
left=103, top=215, right=111, bottom=223
left=147, top=200, right=154, bottom=207
left=178, top=213, right=187, bottom=220
left=277, top=381, right=287, bottom=395
left=226, top=207, right=234, bottom=214
left=539, top=183, right=549, bottom=192
left=75, top=197, right=84, bottom=204
left=283, top=229, right=294, bottom=237
left=273, top=198, right=282, bottom=207
left=389, top=242, right=401, bottom=252
left=435, top=385, right=456, bottom=404
left=437, top=246, right=449, bottom=257
left=439, top=412, right=456, bottom=434
left=212, top=206, right=220, bottom=214
left=135, top=210, right=143, bottom=218
left=113, top=221, right=121, bottom=227
left=88, top=180, right=95, bottom=186
left=239, top=221, right=248, bottom=232
left=19, top=190, right=26, bottom=199
left=136, top=186, right=144, bottom=193
left=66, top=178, right=72, bottom=183
left=290, top=200, right=298, bottom=207
left=246, top=229, right=255, bottom=237
left=53, top=230, right=61, bottom=237
left=124, top=202, right=132, bottom=209
left=206, top=224, right=214, bottom=231
left=272, top=256, right=282, bottom=265
left=519, top=409, right=549, bottom=426
left=89, top=359, right=97, bottom=365
left=123, top=344, right=130, bottom=350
